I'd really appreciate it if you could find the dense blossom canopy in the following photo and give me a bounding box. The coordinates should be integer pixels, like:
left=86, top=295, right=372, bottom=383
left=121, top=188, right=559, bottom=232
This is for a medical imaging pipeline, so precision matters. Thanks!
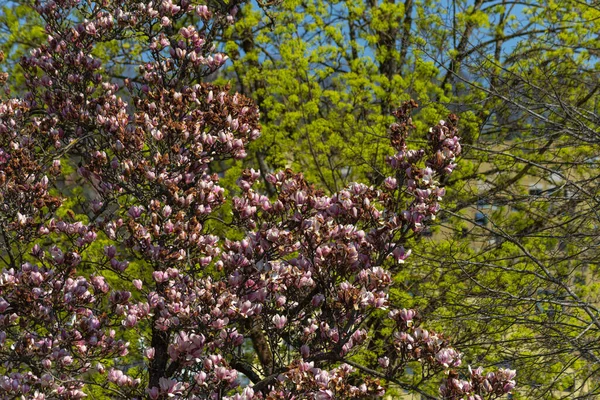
left=0, top=1, right=515, bottom=399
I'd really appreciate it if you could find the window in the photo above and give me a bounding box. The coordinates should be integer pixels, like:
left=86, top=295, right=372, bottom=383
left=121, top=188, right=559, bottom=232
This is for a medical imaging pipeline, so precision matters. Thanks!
left=474, top=211, right=488, bottom=225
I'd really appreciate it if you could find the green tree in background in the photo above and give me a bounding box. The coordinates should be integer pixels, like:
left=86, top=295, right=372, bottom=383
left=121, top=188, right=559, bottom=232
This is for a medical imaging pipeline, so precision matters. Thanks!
left=219, top=1, right=600, bottom=398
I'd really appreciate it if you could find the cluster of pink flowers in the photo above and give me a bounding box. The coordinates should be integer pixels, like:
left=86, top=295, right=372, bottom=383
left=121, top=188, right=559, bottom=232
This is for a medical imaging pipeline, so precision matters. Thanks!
left=0, top=0, right=515, bottom=399
left=440, top=367, right=517, bottom=400
left=385, top=100, right=461, bottom=232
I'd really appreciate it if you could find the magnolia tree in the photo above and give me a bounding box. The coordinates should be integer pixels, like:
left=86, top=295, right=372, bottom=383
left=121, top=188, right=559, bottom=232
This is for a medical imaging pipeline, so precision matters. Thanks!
left=0, top=0, right=515, bottom=399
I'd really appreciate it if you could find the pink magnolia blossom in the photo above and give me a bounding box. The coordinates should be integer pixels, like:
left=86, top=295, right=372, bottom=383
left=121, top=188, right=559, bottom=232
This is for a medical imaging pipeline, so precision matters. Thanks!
left=0, top=1, right=513, bottom=399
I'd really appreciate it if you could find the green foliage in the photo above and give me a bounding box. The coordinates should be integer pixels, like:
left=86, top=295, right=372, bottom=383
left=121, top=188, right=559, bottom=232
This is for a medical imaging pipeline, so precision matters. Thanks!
left=217, top=0, right=600, bottom=398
